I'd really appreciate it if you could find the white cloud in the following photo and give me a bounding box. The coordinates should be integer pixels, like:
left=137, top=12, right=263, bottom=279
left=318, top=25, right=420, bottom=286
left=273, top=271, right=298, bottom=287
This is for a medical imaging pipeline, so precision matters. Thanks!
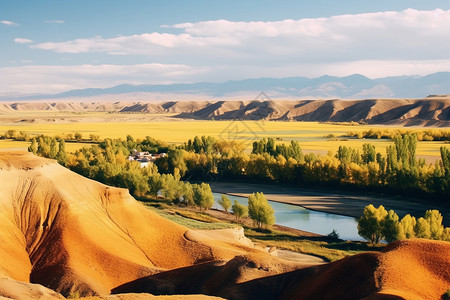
left=14, top=38, right=33, bottom=44
left=1, top=20, right=19, bottom=26
left=7, top=9, right=450, bottom=93
left=44, top=20, right=64, bottom=23
left=0, top=63, right=209, bottom=94
left=32, top=9, right=450, bottom=63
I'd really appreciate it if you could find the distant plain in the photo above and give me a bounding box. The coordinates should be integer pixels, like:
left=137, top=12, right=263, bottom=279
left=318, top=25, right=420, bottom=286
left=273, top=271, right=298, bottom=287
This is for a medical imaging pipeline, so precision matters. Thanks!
left=0, top=111, right=447, bottom=161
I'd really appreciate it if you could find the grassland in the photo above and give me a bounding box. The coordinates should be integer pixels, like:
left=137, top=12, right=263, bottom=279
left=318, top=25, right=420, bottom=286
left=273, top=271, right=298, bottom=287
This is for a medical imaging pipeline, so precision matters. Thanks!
left=0, top=111, right=448, bottom=160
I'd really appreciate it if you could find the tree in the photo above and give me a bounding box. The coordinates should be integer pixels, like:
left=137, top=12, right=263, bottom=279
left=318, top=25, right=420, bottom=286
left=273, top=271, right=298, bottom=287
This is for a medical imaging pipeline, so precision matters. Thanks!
left=442, top=228, right=450, bottom=242
left=74, top=132, right=83, bottom=141
left=56, top=139, right=67, bottom=165
left=248, top=192, right=275, bottom=229
left=5, top=129, right=16, bottom=139
left=182, top=182, right=194, bottom=206
left=193, top=182, right=214, bottom=210
left=357, top=204, right=388, bottom=244
left=218, top=194, right=231, bottom=213
left=232, top=200, right=248, bottom=222
left=393, top=133, right=417, bottom=168
left=89, top=134, right=100, bottom=142
left=424, top=209, right=444, bottom=240
left=37, top=136, right=50, bottom=157
left=168, top=149, right=187, bottom=177
left=118, top=169, right=149, bottom=197
left=382, top=210, right=400, bottom=243
left=288, top=140, right=303, bottom=161
left=362, top=143, right=376, bottom=164
left=398, top=214, right=416, bottom=239
left=414, top=217, right=431, bottom=239
left=49, top=138, right=59, bottom=159
left=28, top=138, right=38, bottom=154
left=193, top=136, right=202, bottom=153
left=148, top=173, right=163, bottom=197
left=160, top=173, right=179, bottom=201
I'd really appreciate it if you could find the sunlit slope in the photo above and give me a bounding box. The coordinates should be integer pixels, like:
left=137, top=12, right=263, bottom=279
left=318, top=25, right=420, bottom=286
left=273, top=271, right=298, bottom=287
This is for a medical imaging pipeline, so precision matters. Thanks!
left=118, top=239, right=450, bottom=299
left=1, top=97, right=449, bottom=125
left=0, top=152, right=275, bottom=296
left=244, top=239, right=450, bottom=300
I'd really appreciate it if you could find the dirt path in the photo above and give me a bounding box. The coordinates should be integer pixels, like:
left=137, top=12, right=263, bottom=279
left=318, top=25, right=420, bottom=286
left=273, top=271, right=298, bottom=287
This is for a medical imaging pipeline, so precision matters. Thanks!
left=210, top=181, right=450, bottom=226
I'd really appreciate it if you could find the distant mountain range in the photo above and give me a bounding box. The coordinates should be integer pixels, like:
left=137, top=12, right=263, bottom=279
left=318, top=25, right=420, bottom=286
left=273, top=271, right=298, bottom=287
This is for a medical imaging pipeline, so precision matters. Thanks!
left=2, top=72, right=450, bottom=101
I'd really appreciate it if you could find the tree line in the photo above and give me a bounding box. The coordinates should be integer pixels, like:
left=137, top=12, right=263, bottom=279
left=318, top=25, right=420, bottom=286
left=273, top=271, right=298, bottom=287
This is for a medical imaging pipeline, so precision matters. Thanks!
left=172, top=134, right=450, bottom=202
left=346, top=128, right=450, bottom=141
left=15, top=130, right=450, bottom=202
left=358, top=204, right=450, bottom=243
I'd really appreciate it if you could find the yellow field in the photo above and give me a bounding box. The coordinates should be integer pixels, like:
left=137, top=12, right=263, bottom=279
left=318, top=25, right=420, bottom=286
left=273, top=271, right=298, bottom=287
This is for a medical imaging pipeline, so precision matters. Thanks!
left=0, top=139, right=92, bottom=153
left=0, top=117, right=448, bottom=160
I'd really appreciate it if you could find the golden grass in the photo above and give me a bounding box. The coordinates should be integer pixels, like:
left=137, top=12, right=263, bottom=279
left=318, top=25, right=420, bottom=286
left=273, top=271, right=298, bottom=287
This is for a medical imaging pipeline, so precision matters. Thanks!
left=0, top=118, right=447, bottom=158
left=0, top=139, right=92, bottom=153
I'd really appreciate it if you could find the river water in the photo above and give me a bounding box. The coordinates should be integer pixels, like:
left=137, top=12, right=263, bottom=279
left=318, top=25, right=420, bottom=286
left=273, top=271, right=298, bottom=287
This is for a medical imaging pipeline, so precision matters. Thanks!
left=212, top=193, right=362, bottom=241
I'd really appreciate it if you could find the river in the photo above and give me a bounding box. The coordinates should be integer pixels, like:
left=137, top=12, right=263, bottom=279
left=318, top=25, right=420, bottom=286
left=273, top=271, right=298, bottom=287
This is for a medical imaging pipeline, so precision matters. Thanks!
left=212, top=192, right=362, bottom=241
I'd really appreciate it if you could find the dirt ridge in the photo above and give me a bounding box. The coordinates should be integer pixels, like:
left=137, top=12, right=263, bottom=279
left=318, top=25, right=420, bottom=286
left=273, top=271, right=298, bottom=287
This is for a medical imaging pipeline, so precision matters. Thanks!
left=1, top=96, right=449, bottom=125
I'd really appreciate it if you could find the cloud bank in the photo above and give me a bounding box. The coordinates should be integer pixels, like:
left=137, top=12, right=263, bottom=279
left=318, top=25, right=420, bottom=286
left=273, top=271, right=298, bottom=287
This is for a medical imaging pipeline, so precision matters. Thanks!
left=6, top=9, right=450, bottom=93
left=32, top=9, right=450, bottom=63
left=0, top=63, right=208, bottom=94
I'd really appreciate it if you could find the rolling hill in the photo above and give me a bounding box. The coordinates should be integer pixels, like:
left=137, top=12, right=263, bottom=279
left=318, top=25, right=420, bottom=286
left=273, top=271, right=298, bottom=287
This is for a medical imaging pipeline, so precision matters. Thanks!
left=0, top=152, right=301, bottom=298
left=1, top=95, right=449, bottom=126
left=0, top=152, right=449, bottom=299
left=113, top=239, right=450, bottom=300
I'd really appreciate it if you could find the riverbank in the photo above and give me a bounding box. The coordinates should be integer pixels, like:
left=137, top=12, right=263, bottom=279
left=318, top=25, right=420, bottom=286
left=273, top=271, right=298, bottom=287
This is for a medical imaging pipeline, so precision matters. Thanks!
left=146, top=203, right=381, bottom=262
left=210, top=181, right=450, bottom=226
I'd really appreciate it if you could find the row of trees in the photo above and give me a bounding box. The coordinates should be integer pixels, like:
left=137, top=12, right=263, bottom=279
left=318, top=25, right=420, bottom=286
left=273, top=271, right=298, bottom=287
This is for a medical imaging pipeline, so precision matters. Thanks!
left=12, top=130, right=450, bottom=202
left=161, top=134, right=450, bottom=201
left=218, top=193, right=275, bottom=229
left=346, top=128, right=450, bottom=141
left=358, top=204, right=450, bottom=243
left=23, top=132, right=450, bottom=211
left=3, top=129, right=94, bottom=142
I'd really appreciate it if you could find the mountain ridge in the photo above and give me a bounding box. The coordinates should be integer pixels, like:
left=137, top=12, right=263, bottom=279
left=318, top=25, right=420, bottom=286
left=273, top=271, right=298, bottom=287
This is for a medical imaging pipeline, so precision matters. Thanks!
left=1, top=96, right=449, bottom=126
left=1, top=72, right=450, bottom=101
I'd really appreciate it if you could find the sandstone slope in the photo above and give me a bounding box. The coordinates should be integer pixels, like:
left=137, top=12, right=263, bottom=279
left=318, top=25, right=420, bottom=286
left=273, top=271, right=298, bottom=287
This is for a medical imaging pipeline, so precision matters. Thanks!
left=114, top=239, right=450, bottom=300
left=0, top=152, right=299, bottom=298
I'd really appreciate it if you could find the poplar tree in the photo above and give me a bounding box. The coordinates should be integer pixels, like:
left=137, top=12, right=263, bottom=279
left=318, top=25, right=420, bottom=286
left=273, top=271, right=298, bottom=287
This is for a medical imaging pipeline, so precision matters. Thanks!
left=232, top=200, right=248, bottom=222
left=218, top=194, right=231, bottom=213
left=357, top=204, right=388, bottom=244
left=248, top=192, right=275, bottom=229
left=193, top=183, right=214, bottom=210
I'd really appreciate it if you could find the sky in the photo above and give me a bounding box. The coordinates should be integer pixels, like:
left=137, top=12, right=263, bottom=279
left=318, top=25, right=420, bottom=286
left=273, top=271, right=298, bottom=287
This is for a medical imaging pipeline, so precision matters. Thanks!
left=1, top=0, right=450, bottom=95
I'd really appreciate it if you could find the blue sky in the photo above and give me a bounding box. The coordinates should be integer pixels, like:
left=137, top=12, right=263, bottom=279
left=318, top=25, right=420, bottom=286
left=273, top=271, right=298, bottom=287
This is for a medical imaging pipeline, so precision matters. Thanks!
left=1, top=0, right=450, bottom=94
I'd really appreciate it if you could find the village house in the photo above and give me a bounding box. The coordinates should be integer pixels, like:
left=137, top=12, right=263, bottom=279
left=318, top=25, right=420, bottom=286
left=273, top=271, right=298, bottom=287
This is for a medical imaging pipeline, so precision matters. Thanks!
left=128, top=149, right=167, bottom=167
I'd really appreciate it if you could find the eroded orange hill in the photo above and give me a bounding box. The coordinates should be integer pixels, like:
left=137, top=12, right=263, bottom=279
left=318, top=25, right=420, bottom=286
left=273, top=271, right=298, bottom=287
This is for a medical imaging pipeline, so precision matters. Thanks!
left=239, top=239, right=450, bottom=300
left=2, top=152, right=448, bottom=300
left=114, top=239, right=450, bottom=300
left=0, top=152, right=298, bottom=297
